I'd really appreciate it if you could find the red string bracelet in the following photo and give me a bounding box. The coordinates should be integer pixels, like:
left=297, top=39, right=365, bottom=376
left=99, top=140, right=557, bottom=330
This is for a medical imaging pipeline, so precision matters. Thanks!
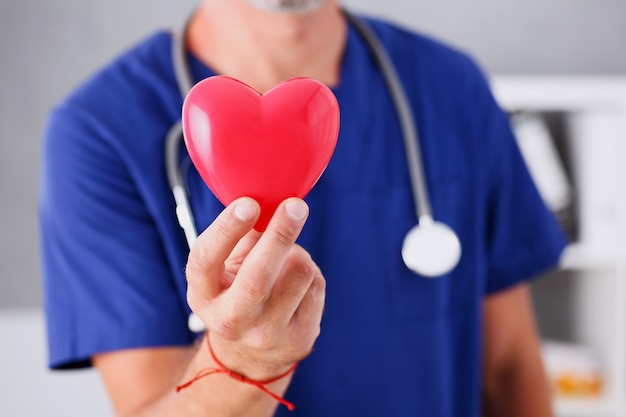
left=176, top=335, right=298, bottom=411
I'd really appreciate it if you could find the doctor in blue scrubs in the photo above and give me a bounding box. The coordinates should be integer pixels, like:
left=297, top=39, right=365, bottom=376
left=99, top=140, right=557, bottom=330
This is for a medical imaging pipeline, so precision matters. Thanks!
left=40, top=0, right=567, bottom=416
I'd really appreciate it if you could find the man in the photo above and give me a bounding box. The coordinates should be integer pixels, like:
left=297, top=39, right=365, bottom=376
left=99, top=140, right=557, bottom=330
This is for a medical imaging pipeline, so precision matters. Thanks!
left=40, top=0, right=567, bottom=416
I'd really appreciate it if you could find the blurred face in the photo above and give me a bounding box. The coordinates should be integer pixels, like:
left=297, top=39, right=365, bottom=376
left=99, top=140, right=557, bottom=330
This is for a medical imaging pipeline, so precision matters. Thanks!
left=245, top=0, right=327, bottom=14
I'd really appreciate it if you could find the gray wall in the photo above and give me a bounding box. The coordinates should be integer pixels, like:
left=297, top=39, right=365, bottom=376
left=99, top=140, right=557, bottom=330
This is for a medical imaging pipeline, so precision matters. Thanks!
left=1, top=0, right=625, bottom=309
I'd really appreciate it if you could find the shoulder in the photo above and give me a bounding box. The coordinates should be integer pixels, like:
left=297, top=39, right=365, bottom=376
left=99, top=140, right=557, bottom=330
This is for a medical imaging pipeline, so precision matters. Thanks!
left=68, top=30, right=175, bottom=107
left=356, top=13, right=498, bottom=144
left=47, top=30, right=179, bottom=147
left=362, top=15, right=486, bottom=87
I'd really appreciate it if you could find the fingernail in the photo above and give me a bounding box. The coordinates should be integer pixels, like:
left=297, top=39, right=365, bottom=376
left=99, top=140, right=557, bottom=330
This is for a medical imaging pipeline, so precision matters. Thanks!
left=285, top=200, right=308, bottom=221
left=234, top=200, right=257, bottom=221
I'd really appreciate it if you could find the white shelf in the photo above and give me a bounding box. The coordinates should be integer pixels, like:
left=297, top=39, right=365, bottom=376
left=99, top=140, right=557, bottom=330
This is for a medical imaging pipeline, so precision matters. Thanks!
left=491, top=76, right=626, bottom=112
left=493, top=76, right=626, bottom=417
left=560, top=244, right=625, bottom=271
left=555, top=398, right=626, bottom=417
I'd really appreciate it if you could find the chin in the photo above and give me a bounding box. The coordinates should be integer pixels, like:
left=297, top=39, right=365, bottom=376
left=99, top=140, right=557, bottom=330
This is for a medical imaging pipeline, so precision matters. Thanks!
left=245, top=0, right=328, bottom=14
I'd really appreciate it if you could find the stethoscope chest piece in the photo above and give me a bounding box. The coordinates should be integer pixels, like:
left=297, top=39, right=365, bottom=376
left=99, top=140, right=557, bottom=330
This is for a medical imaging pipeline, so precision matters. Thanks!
left=401, top=218, right=461, bottom=278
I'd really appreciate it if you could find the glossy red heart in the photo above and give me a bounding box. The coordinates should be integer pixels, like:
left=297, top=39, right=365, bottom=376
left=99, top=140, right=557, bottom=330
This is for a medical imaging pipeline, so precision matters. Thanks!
left=182, top=76, right=340, bottom=231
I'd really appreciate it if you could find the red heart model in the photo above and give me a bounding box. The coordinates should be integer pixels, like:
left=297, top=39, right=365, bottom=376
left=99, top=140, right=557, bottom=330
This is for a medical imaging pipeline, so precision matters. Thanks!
left=182, top=76, right=340, bottom=231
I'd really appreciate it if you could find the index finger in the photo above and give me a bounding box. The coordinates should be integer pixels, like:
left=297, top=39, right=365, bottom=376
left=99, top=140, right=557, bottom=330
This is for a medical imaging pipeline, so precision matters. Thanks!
left=186, top=197, right=260, bottom=298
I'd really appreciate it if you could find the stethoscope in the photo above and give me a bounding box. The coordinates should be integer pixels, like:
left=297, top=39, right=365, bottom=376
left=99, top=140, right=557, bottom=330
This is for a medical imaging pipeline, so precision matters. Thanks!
left=165, top=10, right=462, bottom=331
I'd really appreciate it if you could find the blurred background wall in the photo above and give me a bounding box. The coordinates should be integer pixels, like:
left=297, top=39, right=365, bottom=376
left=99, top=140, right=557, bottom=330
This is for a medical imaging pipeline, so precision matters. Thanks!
left=2, top=0, right=626, bottom=310
left=0, top=0, right=625, bottom=416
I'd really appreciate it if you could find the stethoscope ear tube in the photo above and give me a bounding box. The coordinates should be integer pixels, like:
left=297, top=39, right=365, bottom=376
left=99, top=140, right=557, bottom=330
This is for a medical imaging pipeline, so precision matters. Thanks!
left=171, top=17, right=195, bottom=98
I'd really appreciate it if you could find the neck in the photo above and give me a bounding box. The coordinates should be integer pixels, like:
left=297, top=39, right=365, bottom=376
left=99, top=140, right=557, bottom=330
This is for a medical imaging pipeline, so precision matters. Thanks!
left=187, top=0, right=346, bottom=92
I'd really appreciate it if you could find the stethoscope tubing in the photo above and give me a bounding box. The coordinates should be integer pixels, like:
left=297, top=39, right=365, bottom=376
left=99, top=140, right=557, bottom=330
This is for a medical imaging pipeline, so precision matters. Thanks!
left=166, top=9, right=435, bottom=242
left=343, top=13, right=433, bottom=224
left=165, top=121, right=197, bottom=249
left=165, top=9, right=461, bottom=332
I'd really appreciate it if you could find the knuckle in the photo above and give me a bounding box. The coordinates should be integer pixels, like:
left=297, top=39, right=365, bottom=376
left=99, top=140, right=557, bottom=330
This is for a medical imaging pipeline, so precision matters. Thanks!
left=290, top=257, right=315, bottom=281
left=213, top=218, right=237, bottom=245
left=238, top=273, right=270, bottom=302
left=289, top=244, right=313, bottom=264
left=305, top=275, right=326, bottom=310
left=312, top=273, right=326, bottom=293
left=187, top=241, right=221, bottom=278
left=290, top=247, right=320, bottom=281
left=282, top=250, right=317, bottom=292
left=270, top=224, right=298, bottom=249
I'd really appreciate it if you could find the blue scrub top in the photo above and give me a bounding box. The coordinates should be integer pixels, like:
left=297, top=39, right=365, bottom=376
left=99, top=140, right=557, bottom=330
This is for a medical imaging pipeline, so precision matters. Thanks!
left=40, top=15, right=567, bottom=417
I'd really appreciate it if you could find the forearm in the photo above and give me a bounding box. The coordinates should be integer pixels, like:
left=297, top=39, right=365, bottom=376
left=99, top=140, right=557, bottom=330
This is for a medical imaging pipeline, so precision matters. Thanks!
left=483, top=355, right=553, bottom=417
left=482, top=284, right=554, bottom=417
left=131, top=335, right=293, bottom=417
left=96, top=199, right=321, bottom=417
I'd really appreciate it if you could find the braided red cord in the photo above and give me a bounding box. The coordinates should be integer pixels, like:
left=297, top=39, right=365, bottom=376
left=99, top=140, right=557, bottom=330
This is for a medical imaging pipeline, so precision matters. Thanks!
left=176, top=336, right=298, bottom=411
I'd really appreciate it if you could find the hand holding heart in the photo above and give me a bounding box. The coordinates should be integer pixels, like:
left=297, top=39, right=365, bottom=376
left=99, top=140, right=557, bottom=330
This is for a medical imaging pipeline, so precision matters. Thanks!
left=182, top=76, right=340, bottom=231
left=181, top=76, right=333, bottom=378
left=185, top=197, right=326, bottom=380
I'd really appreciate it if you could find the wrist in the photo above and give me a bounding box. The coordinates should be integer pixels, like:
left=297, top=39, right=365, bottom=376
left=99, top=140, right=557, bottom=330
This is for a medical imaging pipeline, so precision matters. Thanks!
left=177, top=332, right=298, bottom=411
left=207, top=332, right=297, bottom=382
